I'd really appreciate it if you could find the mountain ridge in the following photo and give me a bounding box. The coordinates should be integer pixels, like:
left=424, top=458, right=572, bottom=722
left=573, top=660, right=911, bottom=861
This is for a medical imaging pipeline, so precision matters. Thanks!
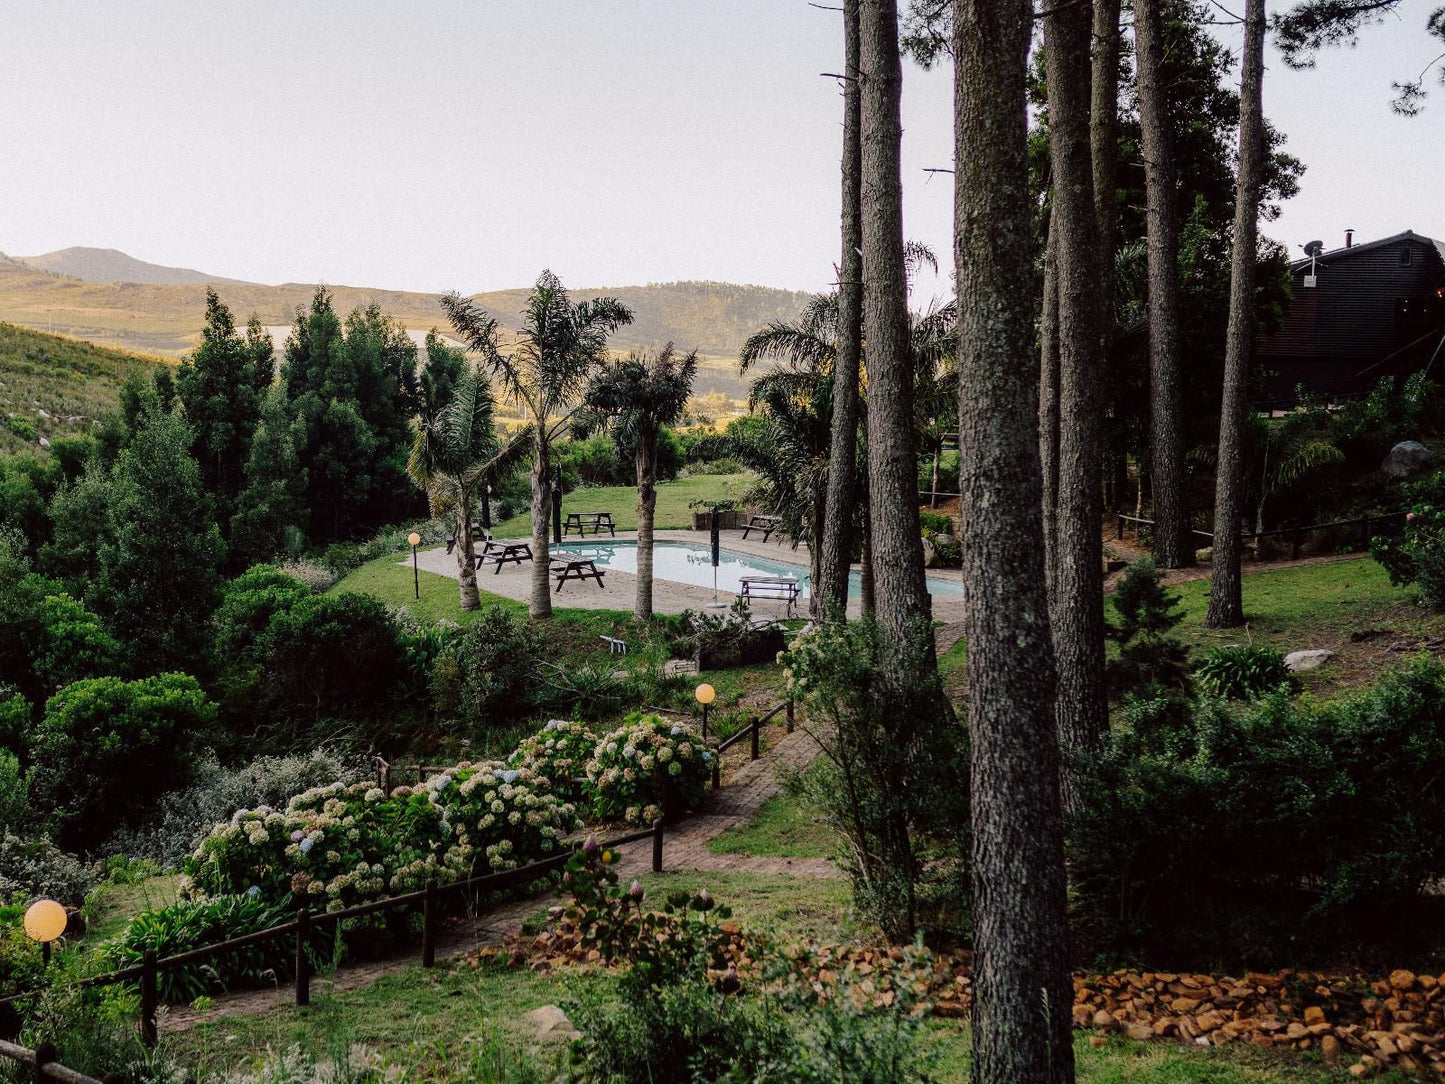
left=14, top=246, right=255, bottom=287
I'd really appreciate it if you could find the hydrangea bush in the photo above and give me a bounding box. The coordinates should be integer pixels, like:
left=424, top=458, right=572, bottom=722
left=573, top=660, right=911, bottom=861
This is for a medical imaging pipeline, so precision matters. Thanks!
left=420, top=760, right=578, bottom=873
left=511, top=720, right=598, bottom=800
left=586, top=712, right=711, bottom=825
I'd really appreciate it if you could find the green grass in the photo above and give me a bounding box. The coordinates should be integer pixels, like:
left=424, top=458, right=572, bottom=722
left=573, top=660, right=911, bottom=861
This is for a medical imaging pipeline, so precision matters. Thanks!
left=489, top=473, right=752, bottom=538
left=0, top=321, right=165, bottom=455
left=80, top=873, right=182, bottom=945
left=706, top=768, right=840, bottom=860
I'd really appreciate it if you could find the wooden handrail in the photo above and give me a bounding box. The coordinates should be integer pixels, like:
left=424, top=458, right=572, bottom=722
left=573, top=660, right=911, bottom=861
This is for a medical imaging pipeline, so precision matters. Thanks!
left=0, top=1040, right=119, bottom=1084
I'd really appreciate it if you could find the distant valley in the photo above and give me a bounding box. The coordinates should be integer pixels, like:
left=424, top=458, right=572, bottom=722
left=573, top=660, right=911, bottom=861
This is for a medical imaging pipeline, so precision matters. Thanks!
left=0, top=247, right=815, bottom=400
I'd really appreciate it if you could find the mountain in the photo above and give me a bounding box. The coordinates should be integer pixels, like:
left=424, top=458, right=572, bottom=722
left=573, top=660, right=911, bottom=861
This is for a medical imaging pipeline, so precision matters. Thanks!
left=14, top=246, right=255, bottom=286
left=0, top=321, right=164, bottom=456
left=0, top=250, right=815, bottom=399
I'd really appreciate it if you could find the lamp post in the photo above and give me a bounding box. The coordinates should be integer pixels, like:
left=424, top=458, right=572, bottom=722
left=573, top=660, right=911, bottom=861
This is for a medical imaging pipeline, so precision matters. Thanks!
left=695, top=682, right=716, bottom=739
left=24, top=898, right=66, bottom=966
left=408, top=532, right=421, bottom=600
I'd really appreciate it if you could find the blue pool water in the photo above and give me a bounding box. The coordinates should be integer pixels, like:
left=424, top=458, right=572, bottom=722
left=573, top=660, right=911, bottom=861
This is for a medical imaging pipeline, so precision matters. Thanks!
left=554, top=539, right=964, bottom=599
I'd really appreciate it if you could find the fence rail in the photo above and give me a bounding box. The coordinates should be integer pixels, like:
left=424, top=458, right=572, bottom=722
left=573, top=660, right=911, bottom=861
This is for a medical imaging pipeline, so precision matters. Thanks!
left=0, top=1039, right=121, bottom=1084
left=1115, top=510, right=1406, bottom=560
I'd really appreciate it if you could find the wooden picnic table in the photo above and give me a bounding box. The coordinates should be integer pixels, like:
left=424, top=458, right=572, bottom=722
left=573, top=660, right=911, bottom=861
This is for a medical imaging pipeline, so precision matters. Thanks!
left=739, top=574, right=799, bottom=615
left=550, top=555, right=607, bottom=591
left=564, top=511, right=616, bottom=537
left=475, top=539, right=533, bottom=573
left=741, top=514, right=782, bottom=542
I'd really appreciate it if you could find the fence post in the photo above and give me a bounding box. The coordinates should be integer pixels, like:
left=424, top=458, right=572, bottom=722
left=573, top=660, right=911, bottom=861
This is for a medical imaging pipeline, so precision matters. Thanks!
left=139, top=949, right=158, bottom=1048
left=33, top=1042, right=56, bottom=1084
left=652, top=818, right=664, bottom=873
left=785, top=699, right=794, bottom=734
left=749, top=715, right=760, bottom=761
left=422, top=878, right=437, bottom=969
left=295, top=909, right=311, bottom=1007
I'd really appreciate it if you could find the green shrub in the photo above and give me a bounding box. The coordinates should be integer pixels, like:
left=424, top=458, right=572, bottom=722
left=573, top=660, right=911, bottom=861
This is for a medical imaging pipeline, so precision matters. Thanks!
left=1193, top=644, right=1297, bottom=699
left=27, top=593, right=123, bottom=694
left=783, top=617, right=969, bottom=942
left=110, top=893, right=292, bottom=1002
left=212, top=564, right=313, bottom=657
left=0, top=749, right=29, bottom=833
left=5, top=415, right=38, bottom=443
left=0, top=692, right=25, bottom=756
left=0, top=830, right=94, bottom=905
left=669, top=599, right=786, bottom=670
left=432, top=604, right=546, bottom=734
left=103, top=750, right=364, bottom=869
left=28, top=673, right=215, bottom=852
left=918, top=510, right=953, bottom=535
left=1106, top=557, right=1191, bottom=697
left=510, top=720, right=597, bottom=801
left=1071, top=656, right=1445, bottom=963
left=536, top=660, right=631, bottom=721
left=586, top=713, right=711, bottom=825
left=1372, top=471, right=1445, bottom=605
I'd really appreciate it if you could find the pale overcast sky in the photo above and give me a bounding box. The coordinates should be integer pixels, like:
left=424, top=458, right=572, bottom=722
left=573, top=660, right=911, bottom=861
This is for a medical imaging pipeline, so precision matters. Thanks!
left=1, top=1, right=1440, bottom=299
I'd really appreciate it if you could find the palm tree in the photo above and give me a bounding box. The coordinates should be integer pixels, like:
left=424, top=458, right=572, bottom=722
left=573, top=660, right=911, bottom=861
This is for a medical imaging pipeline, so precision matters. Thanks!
left=441, top=272, right=632, bottom=619
left=406, top=367, right=525, bottom=611
left=584, top=344, right=698, bottom=621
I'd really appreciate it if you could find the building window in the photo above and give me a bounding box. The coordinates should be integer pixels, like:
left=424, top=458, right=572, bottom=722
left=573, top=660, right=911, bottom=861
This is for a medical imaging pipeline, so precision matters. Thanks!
left=1401, top=247, right=1414, bottom=266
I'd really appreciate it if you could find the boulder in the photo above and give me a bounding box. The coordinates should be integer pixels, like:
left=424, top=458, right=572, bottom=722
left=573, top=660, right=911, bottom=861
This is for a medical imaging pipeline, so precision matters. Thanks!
left=1382, top=440, right=1433, bottom=477
left=522, top=1005, right=580, bottom=1042
left=921, top=537, right=940, bottom=568
left=1284, top=649, right=1335, bottom=672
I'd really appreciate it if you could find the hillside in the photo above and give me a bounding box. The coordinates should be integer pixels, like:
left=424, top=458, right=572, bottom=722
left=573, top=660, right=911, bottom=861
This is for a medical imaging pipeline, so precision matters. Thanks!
left=0, top=321, right=165, bottom=456
left=14, top=246, right=254, bottom=286
left=0, top=251, right=813, bottom=399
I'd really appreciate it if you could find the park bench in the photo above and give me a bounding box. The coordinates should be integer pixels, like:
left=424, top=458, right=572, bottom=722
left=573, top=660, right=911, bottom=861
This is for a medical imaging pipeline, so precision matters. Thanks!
left=550, top=555, right=607, bottom=592
left=740, top=514, right=782, bottom=542
left=475, top=539, right=534, bottom=573
left=739, top=575, right=799, bottom=616
left=564, top=511, right=616, bottom=537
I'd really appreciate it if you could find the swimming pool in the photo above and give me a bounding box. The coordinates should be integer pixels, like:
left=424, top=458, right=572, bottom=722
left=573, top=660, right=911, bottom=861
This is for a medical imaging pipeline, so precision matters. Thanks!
left=554, top=539, right=964, bottom=599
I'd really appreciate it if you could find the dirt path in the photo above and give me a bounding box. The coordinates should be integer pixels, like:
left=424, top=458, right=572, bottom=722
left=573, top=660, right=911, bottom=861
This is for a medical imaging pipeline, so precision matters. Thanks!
left=161, top=725, right=829, bottom=1033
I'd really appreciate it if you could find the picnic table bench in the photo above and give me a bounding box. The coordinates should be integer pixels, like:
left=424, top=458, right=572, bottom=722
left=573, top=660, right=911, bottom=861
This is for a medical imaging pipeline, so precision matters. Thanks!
left=550, top=555, right=607, bottom=591
left=739, top=575, right=799, bottom=616
left=564, top=511, right=616, bottom=537
left=475, top=539, right=533, bottom=573
left=741, top=514, right=782, bottom=542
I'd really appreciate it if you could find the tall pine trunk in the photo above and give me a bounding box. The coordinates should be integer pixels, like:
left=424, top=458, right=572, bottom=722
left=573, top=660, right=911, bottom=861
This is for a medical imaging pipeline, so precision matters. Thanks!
left=819, top=0, right=864, bottom=618
left=861, top=0, right=931, bottom=641
left=1207, top=0, right=1266, bottom=628
left=635, top=431, right=657, bottom=621
left=1091, top=0, right=1123, bottom=530
left=1136, top=0, right=1193, bottom=568
left=1045, top=0, right=1107, bottom=764
left=529, top=434, right=553, bottom=619
left=1039, top=221, right=1061, bottom=609
left=955, top=0, right=1076, bottom=1073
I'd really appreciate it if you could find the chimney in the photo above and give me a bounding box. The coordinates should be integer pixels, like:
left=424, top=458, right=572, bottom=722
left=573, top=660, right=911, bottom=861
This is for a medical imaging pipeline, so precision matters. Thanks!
left=1345, top=229, right=1355, bottom=248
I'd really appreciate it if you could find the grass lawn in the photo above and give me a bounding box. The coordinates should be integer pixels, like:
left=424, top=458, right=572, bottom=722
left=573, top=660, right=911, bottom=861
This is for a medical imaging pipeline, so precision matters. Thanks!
left=489, top=473, right=753, bottom=538
left=706, top=766, right=840, bottom=860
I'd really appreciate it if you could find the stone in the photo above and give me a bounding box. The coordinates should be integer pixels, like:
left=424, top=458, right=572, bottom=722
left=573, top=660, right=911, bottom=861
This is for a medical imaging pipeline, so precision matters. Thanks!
left=1125, top=1022, right=1154, bottom=1042
left=1391, top=970, right=1418, bottom=991
left=1285, top=649, right=1336, bottom=672
left=1092, top=1009, right=1116, bottom=1030
left=1305, top=1006, right=1328, bottom=1026
left=1196, top=547, right=1213, bottom=563
left=1383, top=441, right=1433, bottom=478
left=521, top=1005, right=580, bottom=1042
left=921, top=537, right=940, bottom=569
left=1322, top=1035, right=1343, bottom=1058
left=1089, top=1035, right=1107, bottom=1048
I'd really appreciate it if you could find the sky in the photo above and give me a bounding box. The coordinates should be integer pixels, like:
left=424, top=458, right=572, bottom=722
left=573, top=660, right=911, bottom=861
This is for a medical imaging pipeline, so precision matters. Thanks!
left=1, top=1, right=1440, bottom=300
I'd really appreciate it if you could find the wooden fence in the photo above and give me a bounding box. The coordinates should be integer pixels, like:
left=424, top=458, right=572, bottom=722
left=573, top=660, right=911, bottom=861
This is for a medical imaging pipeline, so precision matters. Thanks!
left=0, top=1040, right=120, bottom=1084
left=1115, top=510, right=1407, bottom=561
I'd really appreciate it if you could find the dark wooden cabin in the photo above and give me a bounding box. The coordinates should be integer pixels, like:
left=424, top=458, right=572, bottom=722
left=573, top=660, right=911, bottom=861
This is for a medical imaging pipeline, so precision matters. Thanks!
left=1255, top=229, right=1445, bottom=400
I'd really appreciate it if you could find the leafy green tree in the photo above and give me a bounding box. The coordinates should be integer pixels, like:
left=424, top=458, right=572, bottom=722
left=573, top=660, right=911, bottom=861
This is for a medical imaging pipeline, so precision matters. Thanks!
left=584, top=344, right=698, bottom=620
left=95, top=406, right=225, bottom=674
left=442, top=272, right=633, bottom=619
left=28, top=673, right=214, bottom=851
left=407, top=366, right=518, bottom=611
left=212, top=564, right=314, bottom=659
left=419, top=330, right=468, bottom=418
left=39, top=462, right=112, bottom=595
left=0, top=455, right=59, bottom=558
left=175, top=289, right=275, bottom=521
left=1105, top=557, right=1192, bottom=696
left=230, top=385, right=308, bottom=566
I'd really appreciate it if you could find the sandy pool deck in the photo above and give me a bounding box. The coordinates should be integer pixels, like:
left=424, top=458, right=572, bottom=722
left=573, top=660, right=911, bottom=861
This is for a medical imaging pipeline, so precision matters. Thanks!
left=405, top=528, right=967, bottom=621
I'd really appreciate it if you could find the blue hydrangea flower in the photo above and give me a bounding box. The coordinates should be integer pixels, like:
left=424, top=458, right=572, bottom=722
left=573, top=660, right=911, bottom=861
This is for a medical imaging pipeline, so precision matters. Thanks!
left=246, top=884, right=261, bottom=899
left=671, top=725, right=683, bottom=736
left=291, top=830, right=304, bottom=842
left=501, top=769, right=520, bottom=784
left=300, top=837, right=315, bottom=854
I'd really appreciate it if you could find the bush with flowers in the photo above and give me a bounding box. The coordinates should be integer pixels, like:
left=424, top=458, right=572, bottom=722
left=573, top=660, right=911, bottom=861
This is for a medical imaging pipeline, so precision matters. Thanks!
left=510, top=719, right=598, bottom=801
left=585, top=712, right=711, bottom=825
left=420, top=760, right=580, bottom=874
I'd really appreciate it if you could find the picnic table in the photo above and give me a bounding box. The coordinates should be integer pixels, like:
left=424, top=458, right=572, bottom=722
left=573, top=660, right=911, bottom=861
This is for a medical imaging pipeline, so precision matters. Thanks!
left=550, top=555, right=607, bottom=592
left=475, top=539, right=534, bottom=573
left=564, top=511, right=616, bottom=537
left=739, top=575, right=799, bottom=616
left=741, top=514, right=782, bottom=542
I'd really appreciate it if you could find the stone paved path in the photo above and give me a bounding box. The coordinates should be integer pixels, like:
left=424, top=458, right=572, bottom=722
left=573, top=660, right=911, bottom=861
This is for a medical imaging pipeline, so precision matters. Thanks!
left=162, top=723, right=828, bottom=1033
